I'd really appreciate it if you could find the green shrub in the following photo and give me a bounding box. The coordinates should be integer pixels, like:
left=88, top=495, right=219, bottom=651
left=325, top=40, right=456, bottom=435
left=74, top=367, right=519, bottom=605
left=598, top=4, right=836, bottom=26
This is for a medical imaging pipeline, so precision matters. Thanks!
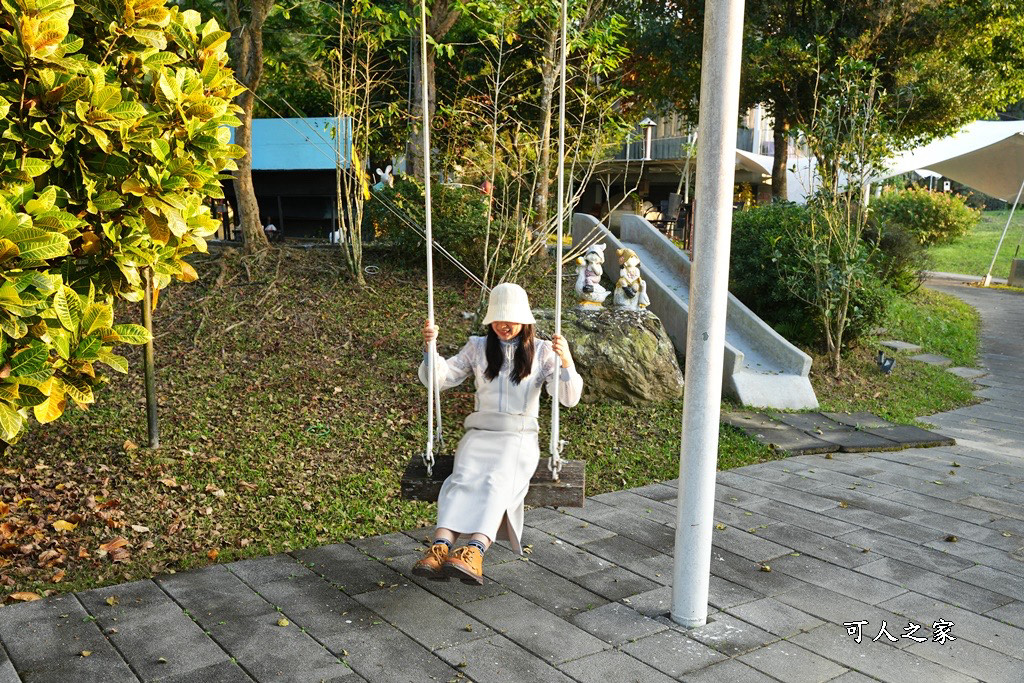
left=729, top=203, right=890, bottom=349
left=872, top=187, right=980, bottom=246
left=730, top=203, right=816, bottom=341
left=365, top=177, right=493, bottom=278
left=864, top=222, right=931, bottom=294
left=0, top=0, right=242, bottom=445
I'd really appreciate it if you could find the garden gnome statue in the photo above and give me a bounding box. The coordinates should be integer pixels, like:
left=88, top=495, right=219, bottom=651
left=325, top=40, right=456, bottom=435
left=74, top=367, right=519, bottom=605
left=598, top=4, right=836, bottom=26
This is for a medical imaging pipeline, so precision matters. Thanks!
left=575, top=243, right=611, bottom=307
left=614, top=248, right=650, bottom=310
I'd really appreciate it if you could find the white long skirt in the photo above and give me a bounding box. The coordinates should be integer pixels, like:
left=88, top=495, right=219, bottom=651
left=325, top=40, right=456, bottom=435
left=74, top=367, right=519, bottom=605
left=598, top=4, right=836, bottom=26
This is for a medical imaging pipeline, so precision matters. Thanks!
left=436, top=411, right=539, bottom=555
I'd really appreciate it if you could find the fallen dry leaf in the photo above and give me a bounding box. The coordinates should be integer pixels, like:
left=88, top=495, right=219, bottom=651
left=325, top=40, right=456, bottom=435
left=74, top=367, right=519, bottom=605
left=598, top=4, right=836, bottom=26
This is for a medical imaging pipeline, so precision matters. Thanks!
left=52, top=570, right=66, bottom=583
left=10, top=592, right=42, bottom=602
left=130, top=525, right=150, bottom=533
left=207, top=548, right=219, bottom=561
left=123, top=439, right=138, bottom=451
left=52, top=520, right=78, bottom=532
left=105, top=596, right=118, bottom=606
left=99, top=538, right=129, bottom=553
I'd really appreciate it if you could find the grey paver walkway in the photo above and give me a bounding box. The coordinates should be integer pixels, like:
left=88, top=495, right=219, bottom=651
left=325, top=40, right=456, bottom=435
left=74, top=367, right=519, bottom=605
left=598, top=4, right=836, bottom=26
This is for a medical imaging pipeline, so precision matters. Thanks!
left=2, top=281, right=1022, bottom=683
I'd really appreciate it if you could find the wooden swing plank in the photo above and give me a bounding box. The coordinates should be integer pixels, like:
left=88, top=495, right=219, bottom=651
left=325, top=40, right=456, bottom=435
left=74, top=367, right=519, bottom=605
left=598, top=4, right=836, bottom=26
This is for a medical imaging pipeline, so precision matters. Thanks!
left=401, top=456, right=586, bottom=508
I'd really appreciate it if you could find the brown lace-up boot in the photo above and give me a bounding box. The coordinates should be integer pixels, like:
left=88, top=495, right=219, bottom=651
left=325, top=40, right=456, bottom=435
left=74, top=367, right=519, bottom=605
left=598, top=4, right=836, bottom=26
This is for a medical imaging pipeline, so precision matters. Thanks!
left=443, top=546, right=484, bottom=585
left=412, top=543, right=449, bottom=580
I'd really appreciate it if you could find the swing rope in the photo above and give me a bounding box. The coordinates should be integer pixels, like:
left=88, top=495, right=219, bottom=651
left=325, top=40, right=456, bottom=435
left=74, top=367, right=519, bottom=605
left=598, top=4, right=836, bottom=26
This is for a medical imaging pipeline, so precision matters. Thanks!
left=419, top=0, right=570, bottom=481
left=548, top=0, right=569, bottom=481
left=420, top=0, right=442, bottom=476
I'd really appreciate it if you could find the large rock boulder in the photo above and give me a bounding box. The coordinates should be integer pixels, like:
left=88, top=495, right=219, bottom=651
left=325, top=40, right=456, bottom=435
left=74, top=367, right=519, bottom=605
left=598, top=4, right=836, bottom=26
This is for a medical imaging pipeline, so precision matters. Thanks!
left=534, top=307, right=683, bottom=405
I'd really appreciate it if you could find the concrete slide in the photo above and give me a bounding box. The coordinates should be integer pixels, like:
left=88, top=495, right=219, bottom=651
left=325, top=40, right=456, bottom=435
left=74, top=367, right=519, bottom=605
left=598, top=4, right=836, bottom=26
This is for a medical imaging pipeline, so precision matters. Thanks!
left=572, top=213, right=819, bottom=410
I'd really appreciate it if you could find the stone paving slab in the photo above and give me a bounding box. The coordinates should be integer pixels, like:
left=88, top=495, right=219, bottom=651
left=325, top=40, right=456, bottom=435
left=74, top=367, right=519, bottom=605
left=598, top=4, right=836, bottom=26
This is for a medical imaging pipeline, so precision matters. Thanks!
left=879, top=591, right=1024, bottom=661
left=910, top=353, right=953, bottom=366
left=948, top=366, right=989, bottom=379
left=460, top=591, right=608, bottom=664
left=619, top=628, right=727, bottom=677
left=680, top=658, right=780, bottom=682
left=790, top=625, right=976, bottom=683
left=685, top=613, right=780, bottom=656
left=77, top=579, right=235, bottom=682
left=557, top=648, right=677, bottom=683
left=721, top=411, right=838, bottom=454
left=823, top=411, right=897, bottom=429
left=0, top=644, right=17, bottom=683
left=568, top=601, right=667, bottom=646
left=730, top=410, right=952, bottom=454
left=862, top=424, right=957, bottom=449
left=738, top=640, right=848, bottom=683
left=435, top=634, right=574, bottom=683
left=725, top=597, right=824, bottom=638
left=0, top=594, right=138, bottom=683
left=157, top=567, right=354, bottom=683
left=879, top=340, right=923, bottom=352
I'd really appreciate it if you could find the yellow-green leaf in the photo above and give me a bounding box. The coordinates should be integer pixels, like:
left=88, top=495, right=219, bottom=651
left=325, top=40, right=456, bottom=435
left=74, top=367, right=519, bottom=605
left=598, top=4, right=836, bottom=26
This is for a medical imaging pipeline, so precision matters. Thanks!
left=112, top=324, right=150, bottom=345
left=0, top=403, right=23, bottom=441
left=10, top=344, right=48, bottom=376
left=54, top=286, right=82, bottom=331
left=61, top=375, right=93, bottom=404
left=32, top=387, right=66, bottom=424
left=96, top=351, right=129, bottom=373
left=81, top=302, right=114, bottom=335
left=53, top=519, right=78, bottom=532
left=16, top=233, right=71, bottom=260
left=121, top=178, right=148, bottom=196
left=21, top=158, right=50, bottom=177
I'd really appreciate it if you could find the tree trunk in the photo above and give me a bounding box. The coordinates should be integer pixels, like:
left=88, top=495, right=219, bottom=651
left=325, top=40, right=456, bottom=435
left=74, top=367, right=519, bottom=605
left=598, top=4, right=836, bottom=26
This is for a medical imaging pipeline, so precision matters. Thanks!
left=227, top=0, right=274, bottom=254
left=771, top=119, right=789, bottom=201
left=407, top=0, right=460, bottom=180
left=533, top=24, right=559, bottom=231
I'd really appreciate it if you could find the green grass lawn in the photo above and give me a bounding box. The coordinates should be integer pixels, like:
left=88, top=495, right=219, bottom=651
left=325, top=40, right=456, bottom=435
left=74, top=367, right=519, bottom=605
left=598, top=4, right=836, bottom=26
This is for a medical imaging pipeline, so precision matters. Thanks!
left=929, top=209, right=1024, bottom=278
left=0, top=247, right=980, bottom=601
left=812, top=288, right=980, bottom=424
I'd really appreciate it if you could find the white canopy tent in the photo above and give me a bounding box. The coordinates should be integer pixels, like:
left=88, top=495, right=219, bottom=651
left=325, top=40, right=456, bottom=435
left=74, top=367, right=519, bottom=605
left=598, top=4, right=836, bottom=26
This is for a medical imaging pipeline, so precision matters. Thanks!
left=878, top=120, right=1024, bottom=284
left=880, top=121, right=1024, bottom=200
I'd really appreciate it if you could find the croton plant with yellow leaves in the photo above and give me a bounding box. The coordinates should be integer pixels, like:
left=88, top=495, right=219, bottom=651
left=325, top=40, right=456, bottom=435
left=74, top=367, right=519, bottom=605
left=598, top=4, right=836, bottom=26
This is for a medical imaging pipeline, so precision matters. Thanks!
left=0, top=0, right=245, bottom=445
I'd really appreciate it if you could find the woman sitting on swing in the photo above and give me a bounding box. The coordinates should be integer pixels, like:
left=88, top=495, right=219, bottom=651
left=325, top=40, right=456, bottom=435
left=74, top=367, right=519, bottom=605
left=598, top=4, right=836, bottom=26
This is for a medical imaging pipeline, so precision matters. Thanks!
left=413, top=283, right=583, bottom=585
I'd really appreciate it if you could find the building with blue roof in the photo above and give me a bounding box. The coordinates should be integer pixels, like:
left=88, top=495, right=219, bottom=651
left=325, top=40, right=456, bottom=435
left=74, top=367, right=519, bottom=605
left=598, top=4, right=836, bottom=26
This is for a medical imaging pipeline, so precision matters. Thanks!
left=222, top=117, right=353, bottom=239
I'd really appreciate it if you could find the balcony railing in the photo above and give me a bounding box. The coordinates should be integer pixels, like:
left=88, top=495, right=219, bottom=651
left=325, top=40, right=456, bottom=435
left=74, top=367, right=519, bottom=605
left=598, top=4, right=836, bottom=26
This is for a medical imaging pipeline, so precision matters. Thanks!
left=615, top=128, right=754, bottom=161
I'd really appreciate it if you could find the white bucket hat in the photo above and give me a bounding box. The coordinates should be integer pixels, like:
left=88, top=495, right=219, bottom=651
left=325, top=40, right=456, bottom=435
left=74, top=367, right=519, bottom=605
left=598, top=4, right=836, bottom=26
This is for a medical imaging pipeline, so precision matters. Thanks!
left=482, top=282, right=536, bottom=326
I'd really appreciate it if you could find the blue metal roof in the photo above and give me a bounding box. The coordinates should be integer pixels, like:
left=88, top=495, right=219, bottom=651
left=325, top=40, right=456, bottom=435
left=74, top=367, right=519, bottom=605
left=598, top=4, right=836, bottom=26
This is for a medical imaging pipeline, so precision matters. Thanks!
left=231, top=117, right=351, bottom=171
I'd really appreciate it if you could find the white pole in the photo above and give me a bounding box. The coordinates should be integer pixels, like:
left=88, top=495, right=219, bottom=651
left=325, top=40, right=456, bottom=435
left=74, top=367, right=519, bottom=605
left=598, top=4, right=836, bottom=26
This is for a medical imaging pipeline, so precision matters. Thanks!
left=671, top=0, right=745, bottom=629
left=982, top=174, right=1024, bottom=287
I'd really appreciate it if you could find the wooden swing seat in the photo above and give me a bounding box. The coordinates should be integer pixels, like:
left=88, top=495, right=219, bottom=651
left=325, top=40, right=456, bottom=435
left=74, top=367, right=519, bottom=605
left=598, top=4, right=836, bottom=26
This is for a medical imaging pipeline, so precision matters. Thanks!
left=401, top=456, right=586, bottom=508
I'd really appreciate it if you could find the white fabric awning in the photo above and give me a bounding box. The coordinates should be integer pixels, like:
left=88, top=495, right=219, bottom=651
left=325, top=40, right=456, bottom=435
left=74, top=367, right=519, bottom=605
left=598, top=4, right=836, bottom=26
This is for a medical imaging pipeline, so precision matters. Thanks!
left=880, top=121, right=1024, bottom=201
left=735, top=149, right=774, bottom=177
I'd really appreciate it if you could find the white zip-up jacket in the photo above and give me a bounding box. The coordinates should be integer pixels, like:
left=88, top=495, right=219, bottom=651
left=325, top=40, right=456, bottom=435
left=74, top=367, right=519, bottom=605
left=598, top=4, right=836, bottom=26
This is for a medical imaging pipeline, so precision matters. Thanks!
left=419, top=336, right=583, bottom=417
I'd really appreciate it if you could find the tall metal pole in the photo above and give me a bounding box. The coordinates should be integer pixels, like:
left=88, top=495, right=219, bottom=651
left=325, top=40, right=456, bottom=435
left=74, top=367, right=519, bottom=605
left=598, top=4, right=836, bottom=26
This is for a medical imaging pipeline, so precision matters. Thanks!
left=142, top=268, right=159, bottom=449
left=671, top=0, right=745, bottom=628
left=982, top=174, right=1024, bottom=286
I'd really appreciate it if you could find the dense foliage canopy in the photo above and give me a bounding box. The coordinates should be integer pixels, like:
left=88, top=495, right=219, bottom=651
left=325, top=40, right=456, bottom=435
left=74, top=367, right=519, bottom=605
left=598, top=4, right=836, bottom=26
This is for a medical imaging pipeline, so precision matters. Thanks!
left=0, top=0, right=243, bottom=445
